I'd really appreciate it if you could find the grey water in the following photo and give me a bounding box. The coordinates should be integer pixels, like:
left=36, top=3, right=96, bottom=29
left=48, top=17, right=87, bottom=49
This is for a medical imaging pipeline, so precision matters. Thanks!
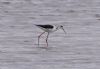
left=0, top=0, right=100, bottom=69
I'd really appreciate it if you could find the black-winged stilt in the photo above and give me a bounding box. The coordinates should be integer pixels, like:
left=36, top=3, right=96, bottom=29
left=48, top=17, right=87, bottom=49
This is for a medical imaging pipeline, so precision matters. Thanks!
left=35, top=24, right=66, bottom=47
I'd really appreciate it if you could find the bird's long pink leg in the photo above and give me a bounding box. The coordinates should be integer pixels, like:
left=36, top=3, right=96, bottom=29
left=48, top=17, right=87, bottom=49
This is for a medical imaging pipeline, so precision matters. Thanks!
left=46, top=32, right=49, bottom=47
left=38, top=32, right=45, bottom=46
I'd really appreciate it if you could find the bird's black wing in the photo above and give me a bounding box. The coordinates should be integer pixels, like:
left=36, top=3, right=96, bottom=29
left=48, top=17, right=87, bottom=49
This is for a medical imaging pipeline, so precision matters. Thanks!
left=35, top=25, right=54, bottom=29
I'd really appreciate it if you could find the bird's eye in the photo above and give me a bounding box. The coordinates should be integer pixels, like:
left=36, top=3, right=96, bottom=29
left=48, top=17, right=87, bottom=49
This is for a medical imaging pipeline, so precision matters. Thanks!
left=61, top=26, right=63, bottom=27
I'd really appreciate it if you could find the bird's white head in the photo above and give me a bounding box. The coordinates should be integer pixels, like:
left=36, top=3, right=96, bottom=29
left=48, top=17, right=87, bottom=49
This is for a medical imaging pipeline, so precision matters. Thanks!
left=56, top=25, right=66, bottom=34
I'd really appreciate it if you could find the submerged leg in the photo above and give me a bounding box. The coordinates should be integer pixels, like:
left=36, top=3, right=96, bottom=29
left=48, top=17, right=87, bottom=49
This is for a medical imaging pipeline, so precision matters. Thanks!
left=46, top=32, right=49, bottom=47
left=38, top=32, right=45, bottom=46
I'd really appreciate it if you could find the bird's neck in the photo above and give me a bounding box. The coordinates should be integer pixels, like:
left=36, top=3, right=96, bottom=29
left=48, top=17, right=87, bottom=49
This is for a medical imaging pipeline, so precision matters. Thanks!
left=53, top=26, right=59, bottom=32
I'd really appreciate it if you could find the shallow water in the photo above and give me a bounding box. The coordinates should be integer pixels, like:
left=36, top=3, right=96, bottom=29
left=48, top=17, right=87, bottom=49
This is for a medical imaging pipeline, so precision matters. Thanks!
left=0, top=0, right=100, bottom=69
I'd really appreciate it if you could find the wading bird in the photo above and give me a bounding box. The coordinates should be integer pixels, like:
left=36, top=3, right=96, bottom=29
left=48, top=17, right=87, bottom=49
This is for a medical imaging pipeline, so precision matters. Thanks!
left=35, top=24, right=66, bottom=47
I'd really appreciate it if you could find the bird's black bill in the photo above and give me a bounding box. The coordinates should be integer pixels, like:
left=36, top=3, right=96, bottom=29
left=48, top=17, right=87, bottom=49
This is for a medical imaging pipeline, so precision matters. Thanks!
left=61, top=27, right=66, bottom=34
